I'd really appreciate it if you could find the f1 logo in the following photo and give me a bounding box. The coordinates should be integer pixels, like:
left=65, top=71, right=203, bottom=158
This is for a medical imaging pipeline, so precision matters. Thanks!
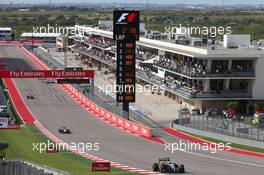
left=117, top=13, right=129, bottom=23
left=116, top=12, right=138, bottom=24
left=113, top=10, right=139, bottom=41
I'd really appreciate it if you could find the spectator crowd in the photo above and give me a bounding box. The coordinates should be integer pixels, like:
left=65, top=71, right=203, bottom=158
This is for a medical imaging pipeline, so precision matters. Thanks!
left=85, top=35, right=115, bottom=48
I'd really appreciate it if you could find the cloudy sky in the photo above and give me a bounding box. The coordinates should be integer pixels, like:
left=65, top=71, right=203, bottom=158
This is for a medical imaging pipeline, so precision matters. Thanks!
left=3, top=0, right=264, bottom=5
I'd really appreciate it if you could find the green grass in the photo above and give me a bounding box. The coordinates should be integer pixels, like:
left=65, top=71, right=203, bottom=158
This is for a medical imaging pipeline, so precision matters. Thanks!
left=180, top=130, right=264, bottom=154
left=0, top=79, right=138, bottom=174
left=0, top=124, right=139, bottom=175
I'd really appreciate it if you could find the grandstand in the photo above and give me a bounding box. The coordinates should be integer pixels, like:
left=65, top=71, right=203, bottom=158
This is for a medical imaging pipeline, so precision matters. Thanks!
left=70, top=25, right=264, bottom=114
left=0, top=27, right=13, bottom=41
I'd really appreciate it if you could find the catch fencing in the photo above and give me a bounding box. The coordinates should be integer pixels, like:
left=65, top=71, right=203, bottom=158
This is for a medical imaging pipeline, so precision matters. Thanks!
left=0, top=160, right=69, bottom=175
left=176, top=112, right=264, bottom=142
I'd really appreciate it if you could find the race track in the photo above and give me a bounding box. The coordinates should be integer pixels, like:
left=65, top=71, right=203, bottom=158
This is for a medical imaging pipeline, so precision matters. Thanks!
left=1, top=45, right=264, bottom=175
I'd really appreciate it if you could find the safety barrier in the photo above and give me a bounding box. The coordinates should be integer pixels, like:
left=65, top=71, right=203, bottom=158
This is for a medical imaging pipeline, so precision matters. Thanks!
left=19, top=46, right=152, bottom=138
left=63, top=84, right=151, bottom=137
left=19, top=46, right=50, bottom=70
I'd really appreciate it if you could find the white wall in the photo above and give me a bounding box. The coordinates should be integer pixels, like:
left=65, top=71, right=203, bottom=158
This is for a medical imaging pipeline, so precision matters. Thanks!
left=158, top=49, right=165, bottom=56
left=253, top=55, right=264, bottom=99
left=223, top=34, right=251, bottom=48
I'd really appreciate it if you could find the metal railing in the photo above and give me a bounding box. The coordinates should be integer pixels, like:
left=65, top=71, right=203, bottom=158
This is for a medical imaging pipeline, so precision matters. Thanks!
left=193, top=91, right=252, bottom=98
left=177, top=112, right=264, bottom=142
left=0, top=160, right=69, bottom=175
left=136, top=70, right=252, bottom=99
left=73, top=47, right=116, bottom=68
left=154, top=63, right=255, bottom=78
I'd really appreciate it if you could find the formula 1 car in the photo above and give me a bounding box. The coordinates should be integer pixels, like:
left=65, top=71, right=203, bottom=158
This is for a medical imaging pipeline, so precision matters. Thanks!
left=152, top=158, right=185, bottom=173
left=58, top=127, right=71, bottom=134
left=26, top=95, right=34, bottom=99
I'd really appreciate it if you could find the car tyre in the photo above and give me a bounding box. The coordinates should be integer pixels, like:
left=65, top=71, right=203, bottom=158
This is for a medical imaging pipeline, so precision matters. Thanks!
left=152, top=163, right=159, bottom=172
left=179, top=164, right=185, bottom=173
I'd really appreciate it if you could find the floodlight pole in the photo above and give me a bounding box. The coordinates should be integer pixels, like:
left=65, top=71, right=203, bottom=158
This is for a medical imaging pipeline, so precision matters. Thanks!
left=64, top=36, right=68, bottom=68
left=31, top=30, right=34, bottom=51
left=64, top=50, right=67, bottom=68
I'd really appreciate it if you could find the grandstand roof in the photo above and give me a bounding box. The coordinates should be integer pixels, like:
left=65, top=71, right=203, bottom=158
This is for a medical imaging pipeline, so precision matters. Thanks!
left=20, top=33, right=62, bottom=38
left=0, top=27, right=11, bottom=31
left=74, top=25, right=263, bottom=58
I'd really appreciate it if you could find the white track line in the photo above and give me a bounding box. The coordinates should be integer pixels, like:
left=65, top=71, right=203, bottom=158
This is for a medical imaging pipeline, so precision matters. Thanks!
left=34, top=121, right=158, bottom=175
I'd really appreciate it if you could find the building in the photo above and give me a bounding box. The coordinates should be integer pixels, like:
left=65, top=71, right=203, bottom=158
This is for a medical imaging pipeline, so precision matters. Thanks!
left=56, top=35, right=68, bottom=51
left=0, top=27, right=13, bottom=40
left=70, top=25, right=264, bottom=114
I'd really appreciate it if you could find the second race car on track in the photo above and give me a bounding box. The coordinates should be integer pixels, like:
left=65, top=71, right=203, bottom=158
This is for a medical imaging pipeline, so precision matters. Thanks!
left=152, top=157, right=185, bottom=173
left=58, top=127, right=71, bottom=134
left=26, top=95, right=34, bottom=99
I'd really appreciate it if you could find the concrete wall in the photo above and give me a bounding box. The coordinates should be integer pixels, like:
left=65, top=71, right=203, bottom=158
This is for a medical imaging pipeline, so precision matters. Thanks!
left=252, top=55, right=264, bottom=99
left=223, top=34, right=251, bottom=48
left=202, top=100, right=228, bottom=110
left=179, top=99, right=228, bottom=112
left=158, top=49, right=165, bottom=56
left=180, top=97, right=195, bottom=109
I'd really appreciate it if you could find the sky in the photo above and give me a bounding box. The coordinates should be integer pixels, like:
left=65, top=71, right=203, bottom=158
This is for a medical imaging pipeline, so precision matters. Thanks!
left=2, top=0, right=264, bottom=5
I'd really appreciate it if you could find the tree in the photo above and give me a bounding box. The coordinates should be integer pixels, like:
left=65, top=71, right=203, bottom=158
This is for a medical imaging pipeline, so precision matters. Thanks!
left=55, top=15, right=67, bottom=25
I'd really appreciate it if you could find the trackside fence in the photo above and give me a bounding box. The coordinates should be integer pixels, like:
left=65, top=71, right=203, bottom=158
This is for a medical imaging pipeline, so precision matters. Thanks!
left=0, top=160, right=69, bottom=175
left=176, top=112, right=264, bottom=142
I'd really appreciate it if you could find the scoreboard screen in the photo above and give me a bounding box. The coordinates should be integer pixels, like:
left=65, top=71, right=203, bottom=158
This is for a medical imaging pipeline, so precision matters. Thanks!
left=116, top=41, right=136, bottom=102
left=113, top=10, right=139, bottom=103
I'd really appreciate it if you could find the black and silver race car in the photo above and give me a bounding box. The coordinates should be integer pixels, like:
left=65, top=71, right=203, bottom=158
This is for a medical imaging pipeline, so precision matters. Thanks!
left=26, top=95, right=34, bottom=99
left=153, top=158, right=185, bottom=173
left=58, top=127, right=71, bottom=134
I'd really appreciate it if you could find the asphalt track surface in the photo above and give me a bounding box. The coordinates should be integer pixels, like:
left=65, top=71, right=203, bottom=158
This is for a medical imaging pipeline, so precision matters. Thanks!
left=1, top=45, right=264, bottom=174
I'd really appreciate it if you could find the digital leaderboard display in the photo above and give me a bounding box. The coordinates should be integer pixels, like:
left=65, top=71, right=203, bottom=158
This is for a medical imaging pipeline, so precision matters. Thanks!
left=113, top=10, right=139, bottom=103
left=116, top=41, right=136, bottom=102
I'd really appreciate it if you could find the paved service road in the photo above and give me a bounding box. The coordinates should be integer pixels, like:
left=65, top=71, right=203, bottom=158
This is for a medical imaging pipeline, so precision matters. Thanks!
left=1, top=45, right=264, bottom=175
